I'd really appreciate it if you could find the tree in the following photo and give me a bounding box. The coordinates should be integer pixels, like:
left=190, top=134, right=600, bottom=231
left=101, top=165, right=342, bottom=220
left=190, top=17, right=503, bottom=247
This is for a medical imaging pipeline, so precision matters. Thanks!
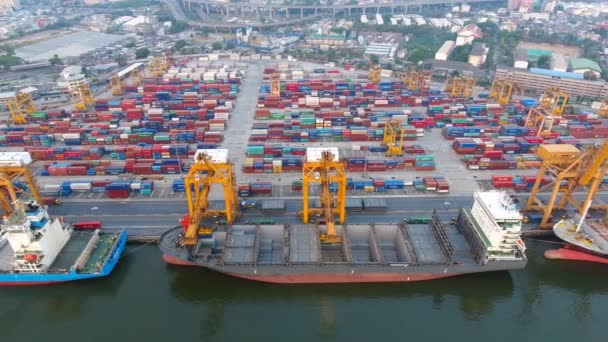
left=211, top=42, right=223, bottom=51
left=408, top=47, right=432, bottom=64
left=537, top=55, right=550, bottom=69
left=174, top=40, right=187, bottom=50
left=450, top=70, right=460, bottom=77
left=49, top=54, right=62, bottom=66
left=225, top=42, right=236, bottom=50
left=167, top=20, right=189, bottom=34
left=114, top=54, right=127, bottom=66
left=0, top=55, right=22, bottom=69
left=448, top=45, right=472, bottom=63
left=135, top=48, right=150, bottom=59
left=125, top=42, right=136, bottom=48
left=369, top=54, right=379, bottom=65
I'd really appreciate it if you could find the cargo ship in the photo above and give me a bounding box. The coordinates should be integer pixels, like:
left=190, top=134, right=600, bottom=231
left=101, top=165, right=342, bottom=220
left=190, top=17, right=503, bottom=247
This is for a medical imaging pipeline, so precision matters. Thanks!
left=0, top=200, right=127, bottom=286
left=160, top=191, right=527, bottom=283
left=546, top=215, right=608, bottom=264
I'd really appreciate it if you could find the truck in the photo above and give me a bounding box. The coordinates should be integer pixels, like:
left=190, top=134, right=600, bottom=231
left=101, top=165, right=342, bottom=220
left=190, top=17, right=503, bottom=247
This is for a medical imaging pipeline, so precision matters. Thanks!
left=72, top=221, right=103, bottom=230
left=240, top=200, right=257, bottom=210
left=40, top=197, right=62, bottom=205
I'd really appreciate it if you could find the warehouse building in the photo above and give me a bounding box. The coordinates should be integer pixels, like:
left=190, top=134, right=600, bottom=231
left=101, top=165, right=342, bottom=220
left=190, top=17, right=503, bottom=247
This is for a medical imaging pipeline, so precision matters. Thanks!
left=495, top=66, right=608, bottom=100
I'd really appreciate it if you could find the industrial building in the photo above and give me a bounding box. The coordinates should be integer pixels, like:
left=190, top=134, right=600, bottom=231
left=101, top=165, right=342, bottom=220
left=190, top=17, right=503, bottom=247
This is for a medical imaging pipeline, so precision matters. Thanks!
left=568, top=58, right=604, bottom=78
left=435, top=40, right=455, bottom=61
left=455, top=24, right=482, bottom=46
left=364, top=43, right=397, bottom=61
left=495, top=66, right=608, bottom=99
left=468, top=42, right=488, bottom=67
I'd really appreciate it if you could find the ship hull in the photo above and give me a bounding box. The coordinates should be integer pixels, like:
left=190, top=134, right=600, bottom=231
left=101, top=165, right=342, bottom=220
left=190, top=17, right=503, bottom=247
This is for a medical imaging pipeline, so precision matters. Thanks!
left=552, top=218, right=608, bottom=264
left=0, top=230, right=128, bottom=286
left=162, top=252, right=525, bottom=284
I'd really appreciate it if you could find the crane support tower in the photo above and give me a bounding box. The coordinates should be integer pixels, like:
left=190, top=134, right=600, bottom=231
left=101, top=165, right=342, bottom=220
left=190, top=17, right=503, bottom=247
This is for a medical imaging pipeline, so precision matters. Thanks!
left=7, top=92, right=36, bottom=124
left=523, top=86, right=570, bottom=137
left=525, top=142, right=608, bottom=228
left=270, top=73, right=281, bottom=97
left=109, top=75, right=122, bottom=96
left=402, top=70, right=432, bottom=93
left=382, top=118, right=405, bottom=156
left=70, top=83, right=95, bottom=111
left=180, top=149, right=239, bottom=245
left=539, top=86, right=569, bottom=116
left=148, top=56, right=170, bottom=78
left=0, top=152, right=41, bottom=216
left=444, top=76, right=475, bottom=98
left=488, top=79, right=515, bottom=105
left=369, top=65, right=382, bottom=84
left=524, top=107, right=555, bottom=137
left=598, top=98, right=608, bottom=117
left=300, top=148, right=347, bottom=244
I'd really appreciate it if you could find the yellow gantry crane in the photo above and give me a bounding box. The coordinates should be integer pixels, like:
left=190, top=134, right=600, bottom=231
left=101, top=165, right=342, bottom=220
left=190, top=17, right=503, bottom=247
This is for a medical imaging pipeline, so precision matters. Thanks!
left=148, top=56, right=171, bottom=78
left=598, top=98, right=608, bottom=117
left=382, top=118, right=404, bottom=156
left=269, top=73, right=281, bottom=97
left=110, top=63, right=146, bottom=96
left=444, top=75, right=475, bottom=98
left=70, top=83, right=95, bottom=111
left=488, top=79, right=515, bottom=105
left=539, top=86, right=569, bottom=116
left=300, top=150, right=347, bottom=244
left=523, top=86, right=569, bottom=137
left=7, top=92, right=36, bottom=124
left=0, top=152, right=41, bottom=216
left=180, top=150, right=239, bottom=245
left=402, top=69, right=432, bottom=92
left=525, top=142, right=608, bottom=229
left=369, top=65, right=382, bottom=84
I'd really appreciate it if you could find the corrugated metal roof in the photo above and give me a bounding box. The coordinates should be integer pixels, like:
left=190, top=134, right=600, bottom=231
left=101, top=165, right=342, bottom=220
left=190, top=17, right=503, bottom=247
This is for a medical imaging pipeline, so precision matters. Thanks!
left=568, top=58, right=602, bottom=73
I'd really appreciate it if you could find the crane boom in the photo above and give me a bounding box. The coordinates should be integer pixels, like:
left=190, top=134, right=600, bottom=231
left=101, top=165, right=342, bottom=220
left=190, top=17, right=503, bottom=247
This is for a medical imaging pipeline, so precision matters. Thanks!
left=579, top=141, right=608, bottom=186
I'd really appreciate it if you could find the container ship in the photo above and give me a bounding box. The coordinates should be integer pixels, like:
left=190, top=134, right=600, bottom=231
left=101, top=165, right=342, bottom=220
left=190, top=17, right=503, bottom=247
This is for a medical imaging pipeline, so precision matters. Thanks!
left=0, top=201, right=127, bottom=286
left=160, top=190, right=527, bottom=283
left=546, top=215, right=608, bottom=264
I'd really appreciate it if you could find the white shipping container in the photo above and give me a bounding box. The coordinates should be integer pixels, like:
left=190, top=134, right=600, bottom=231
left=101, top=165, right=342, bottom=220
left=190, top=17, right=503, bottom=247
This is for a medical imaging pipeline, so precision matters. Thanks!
left=70, top=182, right=92, bottom=191
left=43, top=184, right=61, bottom=190
left=62, top=133, right=81, bottom=140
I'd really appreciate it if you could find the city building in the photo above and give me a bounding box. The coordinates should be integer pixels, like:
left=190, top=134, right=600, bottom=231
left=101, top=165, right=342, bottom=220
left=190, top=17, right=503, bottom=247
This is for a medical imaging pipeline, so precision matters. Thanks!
left=507, top=0, right=520, bottom=11
left=456, top=24, right=483, bottom=46
left=495, top=66, right=608, bottom=99
left=542, top=0, right=557, bottom=13
left=305, top=34, right=346, bottom=47
left=550, top=53, right=567, bottom=72
left=518, top=0, right=535, bottom=12
left=514, top=49, right=529, bottom=69
left=468, top=42, right=488, bottom=67
left=364, top=43, right=397, bottom=61
left=568, top=58, right=603, bottom=78
left=435, top=40, right=455, bottom=60
left=0, top=0, right=19, bottom=12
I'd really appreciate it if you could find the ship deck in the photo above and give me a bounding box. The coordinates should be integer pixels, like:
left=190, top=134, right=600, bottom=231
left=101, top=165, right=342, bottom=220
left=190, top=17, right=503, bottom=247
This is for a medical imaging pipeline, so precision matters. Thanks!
left=50, top=233, right=92, bottom=270
left=185, top=216, right=481, bottom=267
left=0, top=231, right=122, bottom=274
left=554, top=218, right=608, bottom=255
